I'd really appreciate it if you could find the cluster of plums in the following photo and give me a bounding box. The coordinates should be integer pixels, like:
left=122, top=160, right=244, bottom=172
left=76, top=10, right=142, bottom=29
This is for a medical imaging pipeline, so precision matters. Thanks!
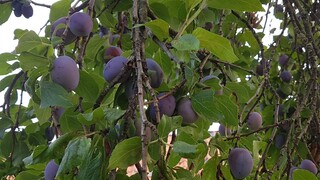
left=50, top=12, right=93, bottom=45
left=11, top=0, right=33, bottom=18
left=149, top=94, right=198, bottom=124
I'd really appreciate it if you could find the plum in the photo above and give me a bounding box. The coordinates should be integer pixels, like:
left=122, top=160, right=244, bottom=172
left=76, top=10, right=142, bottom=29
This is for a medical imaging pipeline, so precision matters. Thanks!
left=51, top=56, right=80, bottom=92
left=44, top=160, right=59, bottom=180
left=177, top=97, right=198, bottom=124
left=149, top=93, right=176, bottom=120
left=280, top=71, right=292, bottom=83
left=146, top=58, right=163, bottom=88
left=69, top=12, right=93, bottom=37
left=300, top=159, right=318, bottom=174
left=228, top=148, right=253, bottom=179
left=247, top=112, right=262, bottom=131
left=21, top=3, right=33, bottom=19
left=279, top=104, right=285, bottom=117
left=219, top=124, right=231, bottom=136
left=279, top=54, right=289, bottom=67
left=12, top=1, right=23, bottom=17
left=274, top=134, right=285, bottom=149
left=256, top=64, right=264, bottom=76
left=103, top=56, right=128, bottom=83
left=275, top=4, right=284, bottom=13
left=104, top=46, right=123, bottom=62
left=45, top=127, right=55, bottom=141
left=277, top=88, right=289, bottom=99
left=50, top=17, right=77, bottom=45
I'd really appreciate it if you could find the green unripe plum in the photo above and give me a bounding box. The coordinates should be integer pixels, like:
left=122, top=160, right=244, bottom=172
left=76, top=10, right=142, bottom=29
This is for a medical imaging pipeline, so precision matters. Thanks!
left=51, top=56, right=79, bottom=92
left=228, top=148, right=253, bottom=179
left=177, top=97, right=198, bottom=124
left=69, top=12, right=93, bottom=37
left=103, top=56, right=128, bottom=83
left=50, top=17, right=77, bottom=45
left=247, top=112, right=262, bottom=131
left=146, top=58, right=163, bottom=88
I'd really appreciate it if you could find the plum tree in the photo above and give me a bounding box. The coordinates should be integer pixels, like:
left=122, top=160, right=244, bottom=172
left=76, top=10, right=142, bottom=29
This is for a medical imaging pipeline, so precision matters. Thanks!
left=228, top=148, right=253, bottom=179
left=51, top=56, right=80, bottom=92
left=275, top=134, right=285, bottom=149
left=1, top=0, right=319, bottom=179
left=300, top=159, right=318, bottom=174
left=177, top=97, right=198, bottom=124
left=218, top=124, right=231, bottom=136
left=149, top=93, right=176, bottom=120
left=103, top=56, right=128, bottom=83
left=44, top=160, right=59, bottom=180
left=104, top=46, right=123, bottom=62
left=247, top=112, right=262, bottom=131
left=146, top=58, right=163, bottom=88
left=280, top=71, right=292, bottom=83
left=69, top=12, right=93, bottom=37
left=21, top=3, right=33, bottom=19
left=279, top=54, right=289, bottom=67
left=50, top=17, right=77, bottom=45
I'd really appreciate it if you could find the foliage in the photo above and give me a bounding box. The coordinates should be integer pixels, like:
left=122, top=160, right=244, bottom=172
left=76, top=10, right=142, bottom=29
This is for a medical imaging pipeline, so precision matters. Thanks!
left=0, top=0, right=319, bottom=179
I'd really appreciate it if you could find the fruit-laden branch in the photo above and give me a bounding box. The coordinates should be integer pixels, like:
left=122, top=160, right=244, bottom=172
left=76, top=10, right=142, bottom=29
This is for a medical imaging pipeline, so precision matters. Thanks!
left=2, top=70, right=24, bottom=118
left=31, top=1, right=51, bottom=8
left=132, top=0, right=149, bottom=179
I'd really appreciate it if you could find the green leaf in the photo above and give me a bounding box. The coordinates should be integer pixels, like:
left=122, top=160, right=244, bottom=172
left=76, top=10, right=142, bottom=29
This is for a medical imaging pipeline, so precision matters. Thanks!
left=75, top=71, right=100, bottom=102
left=15, top=31, right=46, bottom=53
left=103, top=108, right=126, bottom=123
left=172, top=34, right=200, bottom=51
left=213, top=94, right=239, bottom=127
left=49, top=0, right=72, bottom=23
left=158, top=116, right=182, bottom=138
left=192, top=28, right=238, bottom=62
left=207, top=0, right=264, bottom=12
left=18, top=52, right=49, bottom=71
left=15, top=170, right=40, bottom=180
left=78, top=107, right=104, bottom=125
left=253, top=141, right=267, bottom=166
left=108, top=137, right=142, bottom=170
left=77, top=151, right=102, bottom=180
left=185, top=0, right=202, bottom=12
left=57, top=138, right=91, bottom=176
left=0, top=53, right=16, bottom=75
left=84, top=35, right=105, bottom=61
left=192, top=89, right=220, bottom=122
left=39, top=81, right=73, bottom=108
left=225, top=82, right=251, bottom=103
left=202, top=157, right=220, bottom=180
left=173, top=141, right=205, bottom=159
left=292, top=169, right=317, bottom=180
left=145, top=19, right=170, bottom=40
left=0, top=3, right=12, bottom=25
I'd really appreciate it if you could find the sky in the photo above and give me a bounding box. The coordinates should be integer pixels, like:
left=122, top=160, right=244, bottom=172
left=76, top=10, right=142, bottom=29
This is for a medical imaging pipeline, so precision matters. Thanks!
left=0, top=1, right=283, bottom=132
